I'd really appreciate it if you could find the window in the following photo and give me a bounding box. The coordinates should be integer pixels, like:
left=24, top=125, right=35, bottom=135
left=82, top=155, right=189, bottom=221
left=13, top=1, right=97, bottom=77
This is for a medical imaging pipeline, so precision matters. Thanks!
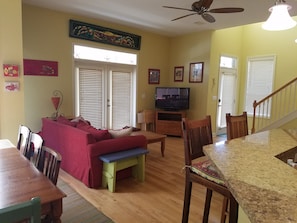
left=74, top=45, right=137, bottom=65
left=245, top=56, right=275, bottom=116
left=220, top=56, right=236, bottom=69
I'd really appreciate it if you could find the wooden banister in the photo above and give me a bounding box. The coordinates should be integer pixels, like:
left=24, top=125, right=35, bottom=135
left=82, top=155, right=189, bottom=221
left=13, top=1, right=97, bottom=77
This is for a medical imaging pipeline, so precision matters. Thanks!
left=254, top=77, right=297, bottom=107
left=252, top=77, right=297, bottom=133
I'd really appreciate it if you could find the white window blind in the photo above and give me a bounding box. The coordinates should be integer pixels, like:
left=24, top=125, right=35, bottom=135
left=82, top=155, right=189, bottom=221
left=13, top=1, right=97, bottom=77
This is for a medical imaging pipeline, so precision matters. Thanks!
left=79, top=68, right=103, bottom=128
left=245, top=56, right=275, bottom=116
left=111, top=71, right=132, bottom=129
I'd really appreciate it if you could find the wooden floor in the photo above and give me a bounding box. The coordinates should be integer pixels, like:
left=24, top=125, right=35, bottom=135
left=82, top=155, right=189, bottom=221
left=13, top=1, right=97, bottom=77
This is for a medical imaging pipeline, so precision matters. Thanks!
left=59, top=135, right=227, bottom=223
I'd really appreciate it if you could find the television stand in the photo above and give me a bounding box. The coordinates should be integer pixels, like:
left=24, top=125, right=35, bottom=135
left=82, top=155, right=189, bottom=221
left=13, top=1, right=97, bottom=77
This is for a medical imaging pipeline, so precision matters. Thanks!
left=155, top=110, right=186, bottom=137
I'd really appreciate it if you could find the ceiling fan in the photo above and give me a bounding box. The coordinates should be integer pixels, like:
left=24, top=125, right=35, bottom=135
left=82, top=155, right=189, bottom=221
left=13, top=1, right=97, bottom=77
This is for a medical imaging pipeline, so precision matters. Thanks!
left=163, top=0, right=244, bottom=23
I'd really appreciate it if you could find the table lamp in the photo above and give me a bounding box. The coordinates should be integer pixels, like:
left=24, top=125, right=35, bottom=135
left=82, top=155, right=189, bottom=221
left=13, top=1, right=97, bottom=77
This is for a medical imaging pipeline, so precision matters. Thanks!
left=51, top=90, right=63, bottom=118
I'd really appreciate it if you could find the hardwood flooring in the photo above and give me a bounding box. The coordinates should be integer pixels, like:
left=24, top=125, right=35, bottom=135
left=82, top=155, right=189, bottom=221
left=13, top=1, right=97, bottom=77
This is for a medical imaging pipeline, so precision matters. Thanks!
left=59, top=135, right=226, bottom=223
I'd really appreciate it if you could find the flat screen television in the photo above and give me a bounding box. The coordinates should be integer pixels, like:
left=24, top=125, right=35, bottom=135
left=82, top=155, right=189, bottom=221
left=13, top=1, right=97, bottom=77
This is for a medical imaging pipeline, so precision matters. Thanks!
left=155, top=87, right=190, bottom=111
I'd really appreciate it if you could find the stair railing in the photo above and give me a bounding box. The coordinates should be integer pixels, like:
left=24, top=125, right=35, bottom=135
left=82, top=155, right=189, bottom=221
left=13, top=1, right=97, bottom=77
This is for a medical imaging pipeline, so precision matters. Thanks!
left=252, top=77, right=297, bottom=133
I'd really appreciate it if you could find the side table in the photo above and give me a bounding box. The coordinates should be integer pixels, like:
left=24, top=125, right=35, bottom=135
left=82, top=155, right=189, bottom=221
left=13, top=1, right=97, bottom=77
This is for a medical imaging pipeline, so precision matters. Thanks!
left=131, top=131, right=166, bottom=157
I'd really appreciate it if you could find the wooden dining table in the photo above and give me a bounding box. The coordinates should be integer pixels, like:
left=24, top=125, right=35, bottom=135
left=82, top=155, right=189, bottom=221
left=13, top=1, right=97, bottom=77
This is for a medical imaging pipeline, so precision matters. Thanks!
left=0, top=141, right=66, bottom=223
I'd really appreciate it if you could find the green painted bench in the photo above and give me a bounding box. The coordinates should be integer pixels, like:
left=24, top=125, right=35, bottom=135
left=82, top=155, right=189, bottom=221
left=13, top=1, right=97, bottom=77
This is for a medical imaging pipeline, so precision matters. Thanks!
left=99, top=148, right=149, bottom=192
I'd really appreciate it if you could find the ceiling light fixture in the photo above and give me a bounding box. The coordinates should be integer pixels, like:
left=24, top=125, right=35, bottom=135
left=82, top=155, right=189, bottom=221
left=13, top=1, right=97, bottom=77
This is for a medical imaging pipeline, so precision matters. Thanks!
left=262, top=0, right=296, bottom=31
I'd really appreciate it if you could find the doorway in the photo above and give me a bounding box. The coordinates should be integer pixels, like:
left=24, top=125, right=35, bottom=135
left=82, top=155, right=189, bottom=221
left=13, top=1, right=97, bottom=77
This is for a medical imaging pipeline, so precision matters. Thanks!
left=216, top=56, right=238, bottom=135
left=73, top=45, right=137, bottom=129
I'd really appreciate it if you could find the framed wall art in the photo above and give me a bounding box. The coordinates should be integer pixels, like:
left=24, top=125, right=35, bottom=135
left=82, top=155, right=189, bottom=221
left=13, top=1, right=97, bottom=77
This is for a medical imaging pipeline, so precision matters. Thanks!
left=4, top=81, right=19, bottom=92
left=69, top=19, right=141, bottom=50
left=148, top=69, right=160, bottom=84
left=189, top=62, right=204, bottom=83
left=24, top=59, right=58, bottom=76
left=174, top=66, right=184, bottom=82
left=3, top=64, right=19, bottom=77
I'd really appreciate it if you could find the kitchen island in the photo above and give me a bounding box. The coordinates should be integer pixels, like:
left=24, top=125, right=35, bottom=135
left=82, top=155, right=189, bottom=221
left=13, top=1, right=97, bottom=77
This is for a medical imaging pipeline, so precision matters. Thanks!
left=203, top=129, right=297, bottom=223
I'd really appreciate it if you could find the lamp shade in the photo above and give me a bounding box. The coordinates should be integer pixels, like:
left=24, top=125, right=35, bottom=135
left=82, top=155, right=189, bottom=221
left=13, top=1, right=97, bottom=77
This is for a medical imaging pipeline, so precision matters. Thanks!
left=51, top=97, right=60, bottom=110
left=262, top=4, right=296, bottom=31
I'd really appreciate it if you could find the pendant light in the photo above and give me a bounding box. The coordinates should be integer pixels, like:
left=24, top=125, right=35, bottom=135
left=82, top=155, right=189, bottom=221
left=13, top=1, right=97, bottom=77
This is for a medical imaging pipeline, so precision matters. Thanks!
left=262, top=0, right=296, bottom=31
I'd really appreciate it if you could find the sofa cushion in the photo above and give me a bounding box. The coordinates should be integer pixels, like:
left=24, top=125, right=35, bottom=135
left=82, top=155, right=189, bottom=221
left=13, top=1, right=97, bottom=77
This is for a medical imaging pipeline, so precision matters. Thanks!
left=77, top=121, right=112, bottom=141
left=109, top=127, right=133, bottom=138
left=57, top=115, right=76, bottom=127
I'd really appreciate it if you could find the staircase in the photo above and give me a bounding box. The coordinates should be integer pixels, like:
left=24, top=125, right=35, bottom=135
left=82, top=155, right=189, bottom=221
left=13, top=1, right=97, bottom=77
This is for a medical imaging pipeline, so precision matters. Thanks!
left=252, top=77, right=297, bottom=133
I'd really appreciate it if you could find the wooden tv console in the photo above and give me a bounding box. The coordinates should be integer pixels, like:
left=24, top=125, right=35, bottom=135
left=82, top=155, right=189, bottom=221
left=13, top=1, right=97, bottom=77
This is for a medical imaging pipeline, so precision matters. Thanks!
left=155, top=110, right=186, bottom=137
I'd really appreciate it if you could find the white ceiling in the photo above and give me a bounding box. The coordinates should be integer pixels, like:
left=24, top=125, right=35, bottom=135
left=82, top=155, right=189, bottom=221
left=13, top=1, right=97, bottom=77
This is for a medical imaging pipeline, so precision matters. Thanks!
left=22, top=0, right=297, bottom=36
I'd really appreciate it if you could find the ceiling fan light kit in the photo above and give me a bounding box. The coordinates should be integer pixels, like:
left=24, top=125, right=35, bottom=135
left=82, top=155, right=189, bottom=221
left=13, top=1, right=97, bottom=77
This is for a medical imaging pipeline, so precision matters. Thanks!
left=262, top=0, right=297, bottom=31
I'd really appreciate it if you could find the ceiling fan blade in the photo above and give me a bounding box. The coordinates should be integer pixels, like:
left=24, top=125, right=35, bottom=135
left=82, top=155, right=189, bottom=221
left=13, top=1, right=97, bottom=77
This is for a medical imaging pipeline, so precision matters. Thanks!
left=172, top=13, right=197, bottom=21
left=163, top=6, right=194, bottom=12
left=201, top=13, right=215, bottom=23
left=209, top=8, right=244, bottom=13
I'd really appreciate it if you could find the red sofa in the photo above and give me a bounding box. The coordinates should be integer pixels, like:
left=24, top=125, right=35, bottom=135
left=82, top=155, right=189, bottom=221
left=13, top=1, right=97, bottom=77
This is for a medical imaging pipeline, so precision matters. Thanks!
left=41, top=117, right=147, bottom=188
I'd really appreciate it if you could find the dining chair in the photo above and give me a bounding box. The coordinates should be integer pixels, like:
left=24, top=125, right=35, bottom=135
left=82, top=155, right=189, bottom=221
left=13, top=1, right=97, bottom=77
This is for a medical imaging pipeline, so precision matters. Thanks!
left=36, top=146, right=62, bottom=185
left=0, top=197, right=41, bottom=223
left=181, top=116, right=238, bottom=223
left=17, top=125, right=31, bottom=159
left=29, top=132, right=44, bottom=169
left=226, top=111, right=248, bottom=140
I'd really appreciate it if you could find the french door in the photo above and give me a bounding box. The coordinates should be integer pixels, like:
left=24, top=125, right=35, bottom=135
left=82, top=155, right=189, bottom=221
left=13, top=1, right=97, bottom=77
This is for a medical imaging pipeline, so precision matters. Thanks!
left=75, top=63, right=136, bottom=129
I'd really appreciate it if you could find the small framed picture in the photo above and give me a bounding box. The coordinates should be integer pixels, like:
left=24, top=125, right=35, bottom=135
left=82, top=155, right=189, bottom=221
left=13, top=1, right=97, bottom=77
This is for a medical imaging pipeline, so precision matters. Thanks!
left=189, top=62, right=204, bottom=83
left=148, top=69, right=160, bottom=84
left=174, top=66, right=184, bottom=82
left=3, top=64, right=19, bottom=77
left=4, top=81, right=20, bottom=92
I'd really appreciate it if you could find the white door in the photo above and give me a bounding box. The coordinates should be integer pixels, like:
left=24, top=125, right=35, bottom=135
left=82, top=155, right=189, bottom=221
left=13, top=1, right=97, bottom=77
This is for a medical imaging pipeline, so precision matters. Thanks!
left=107, top=66, right=136, bottom=129
left=217, top=68, right=237, bottom=135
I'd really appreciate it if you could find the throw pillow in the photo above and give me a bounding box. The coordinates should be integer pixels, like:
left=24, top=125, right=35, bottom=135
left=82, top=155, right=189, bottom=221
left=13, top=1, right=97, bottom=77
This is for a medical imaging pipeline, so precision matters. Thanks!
left=108, top=127, right=133, bottom=138
left=56, top=115, right=76, bottom=127
left=77, top=121, right=112, bottom=141
left=71, top=116, right=91, bottom=125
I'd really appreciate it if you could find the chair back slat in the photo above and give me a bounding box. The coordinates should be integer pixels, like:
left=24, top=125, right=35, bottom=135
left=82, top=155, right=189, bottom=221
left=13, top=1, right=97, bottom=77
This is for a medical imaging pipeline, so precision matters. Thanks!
left=17, top=125, right=31, bottom=158
left=182, top=116, right=213, bottom=164
left=226, top=112, right=249, bottom=140
left=29, top=132, right=44, bottom=168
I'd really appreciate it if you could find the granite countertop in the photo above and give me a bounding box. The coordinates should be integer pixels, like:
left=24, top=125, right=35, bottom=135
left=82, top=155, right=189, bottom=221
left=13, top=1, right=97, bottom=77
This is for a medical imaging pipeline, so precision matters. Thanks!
left=203, top=129, right=297, bottom=223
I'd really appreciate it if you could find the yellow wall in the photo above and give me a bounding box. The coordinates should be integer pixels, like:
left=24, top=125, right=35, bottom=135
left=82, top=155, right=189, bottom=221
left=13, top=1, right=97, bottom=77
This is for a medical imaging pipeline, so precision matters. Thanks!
left=0, top=3, right=295, bottom=140
left=240, top=22, right=297, bottom=129
left=22, top=4, right=170, bottom=132
left=206, top=23, right=297, bottom=131
left=0, top=0, right=24, bottom=143
left=169, top=31, right=212, bottom=120
left=207, top=27, right=244, bottom=130
left=239, top=22, right=297, bottom=110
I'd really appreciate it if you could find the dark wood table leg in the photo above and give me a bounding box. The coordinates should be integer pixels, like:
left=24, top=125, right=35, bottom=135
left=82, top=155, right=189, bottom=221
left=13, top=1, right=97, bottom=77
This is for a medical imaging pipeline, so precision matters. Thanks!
left=161, top=138, right=165, bottom=157
left=51, top=199, right=63, bottom=223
